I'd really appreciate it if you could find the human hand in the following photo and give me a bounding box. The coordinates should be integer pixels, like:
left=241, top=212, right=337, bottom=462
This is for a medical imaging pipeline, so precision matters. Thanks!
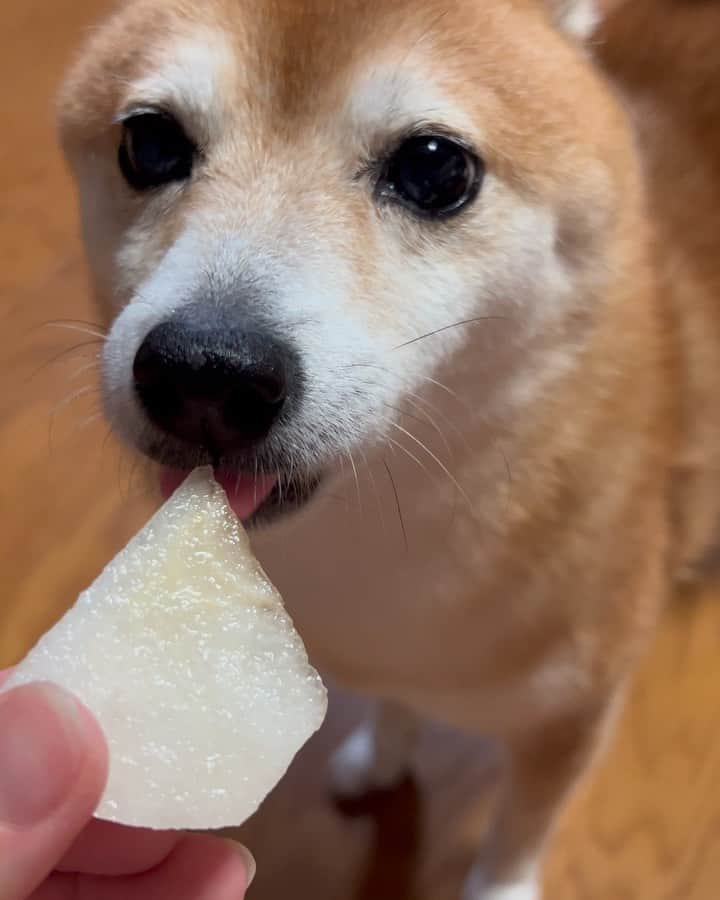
left=0, top=670, right=255, bottom=899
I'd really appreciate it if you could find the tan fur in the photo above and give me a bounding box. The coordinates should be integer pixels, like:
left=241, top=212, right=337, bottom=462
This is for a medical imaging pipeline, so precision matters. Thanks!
left=598, top=0, right=720, bottom=582
left=56, top=0, right=720, bottom=895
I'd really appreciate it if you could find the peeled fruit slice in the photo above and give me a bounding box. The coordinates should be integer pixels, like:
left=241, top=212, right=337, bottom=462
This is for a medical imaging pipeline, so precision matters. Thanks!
left=3, top=468, right=327, bottom=830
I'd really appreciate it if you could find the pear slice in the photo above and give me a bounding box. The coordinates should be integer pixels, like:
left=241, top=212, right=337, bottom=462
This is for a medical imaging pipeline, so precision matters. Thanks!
left=3, top=468, right=327, bottom=830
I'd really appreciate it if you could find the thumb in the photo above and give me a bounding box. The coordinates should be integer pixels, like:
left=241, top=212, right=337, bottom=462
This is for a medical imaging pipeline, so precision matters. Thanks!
left=0, top=683, right=108, bottom=900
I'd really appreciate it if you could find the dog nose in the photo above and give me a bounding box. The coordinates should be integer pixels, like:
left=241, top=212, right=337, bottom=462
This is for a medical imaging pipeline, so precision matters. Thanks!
left=133, top=320, right=293, bottom=452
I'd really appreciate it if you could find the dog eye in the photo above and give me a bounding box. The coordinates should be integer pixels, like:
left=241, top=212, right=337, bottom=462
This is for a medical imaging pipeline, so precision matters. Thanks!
left=379, top=134, right=482, bottom=218
left=119, top=112, right=196, bottom=191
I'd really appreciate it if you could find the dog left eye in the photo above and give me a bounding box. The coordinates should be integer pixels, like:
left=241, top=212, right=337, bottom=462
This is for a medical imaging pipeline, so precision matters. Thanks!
left=119, top=112, right=196, bottom=191
left=378, top=134, right=483, bottom=218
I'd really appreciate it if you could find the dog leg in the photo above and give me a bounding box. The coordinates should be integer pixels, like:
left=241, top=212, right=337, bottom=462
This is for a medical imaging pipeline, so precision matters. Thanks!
left=330, top=700, right=420, bottom=799
left=462, top=706, right=608, bottom=900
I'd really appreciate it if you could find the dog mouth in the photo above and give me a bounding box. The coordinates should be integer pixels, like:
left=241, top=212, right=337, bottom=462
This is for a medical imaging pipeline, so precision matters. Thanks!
left=160, top=465, right=322, bottom=525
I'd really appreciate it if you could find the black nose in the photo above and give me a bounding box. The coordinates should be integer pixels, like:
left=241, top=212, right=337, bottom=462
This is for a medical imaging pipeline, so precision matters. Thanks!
left=133, top=320, right=296, bottom=453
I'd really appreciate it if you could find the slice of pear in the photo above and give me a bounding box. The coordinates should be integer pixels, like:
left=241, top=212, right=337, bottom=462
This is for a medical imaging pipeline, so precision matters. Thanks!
left=3, top=468, right=327, bottom=830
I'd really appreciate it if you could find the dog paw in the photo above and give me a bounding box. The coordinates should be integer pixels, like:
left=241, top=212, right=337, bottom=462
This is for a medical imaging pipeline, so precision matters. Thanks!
left=329, top=724, right=409, bottom=800
left=461, top=863, right=540, bottom=900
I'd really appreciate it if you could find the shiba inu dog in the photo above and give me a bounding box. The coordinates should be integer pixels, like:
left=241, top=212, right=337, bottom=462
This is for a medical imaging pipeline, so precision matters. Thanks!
left=56, top=0, right=720, bottom=895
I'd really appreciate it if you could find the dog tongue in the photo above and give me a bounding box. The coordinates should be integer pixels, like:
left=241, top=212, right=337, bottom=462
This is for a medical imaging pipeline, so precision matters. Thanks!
left=161, top=468, right=277, bottom=520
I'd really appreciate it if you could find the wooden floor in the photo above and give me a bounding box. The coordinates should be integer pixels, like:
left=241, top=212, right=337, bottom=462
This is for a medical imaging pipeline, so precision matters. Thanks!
left=2, top=3, right=720, bottom=898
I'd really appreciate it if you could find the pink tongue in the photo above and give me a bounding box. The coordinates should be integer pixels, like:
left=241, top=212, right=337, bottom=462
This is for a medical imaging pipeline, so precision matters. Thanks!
left=160, top=467, right=278, bottom=520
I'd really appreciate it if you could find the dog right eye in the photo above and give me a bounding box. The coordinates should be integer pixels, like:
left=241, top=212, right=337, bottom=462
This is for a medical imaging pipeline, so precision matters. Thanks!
left=119, top=112, right=196, bottom=191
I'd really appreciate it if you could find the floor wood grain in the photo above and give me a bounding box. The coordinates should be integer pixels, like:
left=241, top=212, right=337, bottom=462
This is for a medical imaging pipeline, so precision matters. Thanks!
left=2, top=4, right=720, bottom=898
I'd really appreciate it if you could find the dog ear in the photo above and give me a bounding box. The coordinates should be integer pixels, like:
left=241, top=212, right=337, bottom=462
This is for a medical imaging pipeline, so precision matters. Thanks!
left=545, top=0, right=629, bottom=40
left=544, top=0, right=600, bottom=39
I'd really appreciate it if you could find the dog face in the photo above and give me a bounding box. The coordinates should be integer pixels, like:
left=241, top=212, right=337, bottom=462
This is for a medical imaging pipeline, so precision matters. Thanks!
left=59, top=0, right=634, bottom=522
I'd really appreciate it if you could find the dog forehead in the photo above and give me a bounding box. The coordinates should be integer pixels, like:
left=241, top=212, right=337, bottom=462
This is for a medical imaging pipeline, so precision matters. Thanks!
left=110, top=0, right=532, bottom=120
left=62, top=0, right=604, bottom=148
left=106, top=0, right=560, bottom=165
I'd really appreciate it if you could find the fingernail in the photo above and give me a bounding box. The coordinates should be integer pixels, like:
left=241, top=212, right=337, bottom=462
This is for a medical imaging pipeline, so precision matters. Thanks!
left=0, top=683, right=89, bottom=827
left=225, top=840, right=256, bottom=888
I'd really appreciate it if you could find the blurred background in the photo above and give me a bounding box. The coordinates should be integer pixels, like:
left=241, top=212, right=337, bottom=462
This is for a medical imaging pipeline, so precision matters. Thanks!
left=2, top=2, right=720, bottom=898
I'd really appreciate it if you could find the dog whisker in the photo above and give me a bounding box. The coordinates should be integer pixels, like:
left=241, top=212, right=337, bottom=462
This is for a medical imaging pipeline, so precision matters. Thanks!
left=125, top=452, right=154, bottom=502
left=384, top=432, right=434, bottom=481
left=72, top=408, right=105, bottom=434
left=286, top=451, right=296, bottom=496
left=498, top=443, right=513, bottom=488
left=49, top=384, right=100, bottom=419
left=384, top=403, right=430, bottom=430
left=391, top=314, right=510, bottom=351
left=342, top=360, right=469, bottom=412
left=382, top=459, right=408, bottom=553
left=414, top=373, right=464, bottom=404
left=68, top=357, right=102, bottom=382
left=29, top=338, right=106, bottom=383
left=389, top=421, right=472, bottom=509
left=124, top=454, right=143, bottom=503
left=118, top=426, right=159, bottom=503
left=403, top=391, right=470, bottom=452
left=334, top=453, right=355, bottom=512
left=385, top=399, right=454, bottom=460
left=276, top=463, right=285, bottom=508
left=48, top=391, right=102, bottom=455
left=359, top=446, right=388, bottom=538
left=345, top=449, right=362, bottom=515
left=43, top=320, right=108, bottom=341
left=101, top=424, right=115, bottom=456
